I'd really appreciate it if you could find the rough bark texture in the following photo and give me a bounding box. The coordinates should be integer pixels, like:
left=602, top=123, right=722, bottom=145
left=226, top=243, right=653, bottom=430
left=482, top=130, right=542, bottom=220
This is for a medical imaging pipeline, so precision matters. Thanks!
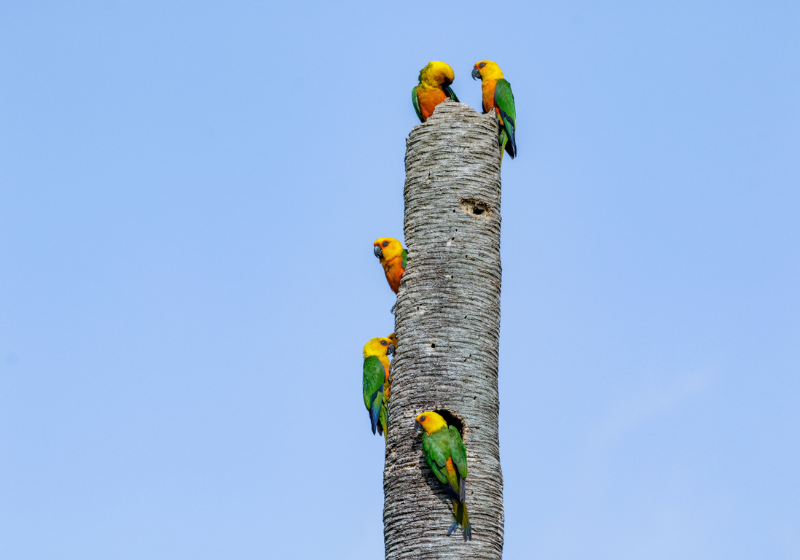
left=384, top=100, right=504, bottom=560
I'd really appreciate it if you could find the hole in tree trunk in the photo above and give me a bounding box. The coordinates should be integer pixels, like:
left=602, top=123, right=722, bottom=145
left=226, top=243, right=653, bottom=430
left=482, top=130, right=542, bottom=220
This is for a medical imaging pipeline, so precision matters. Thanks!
left=434, top=409, right=466, bottom=439
left=459, top=197, right=492, bottom=218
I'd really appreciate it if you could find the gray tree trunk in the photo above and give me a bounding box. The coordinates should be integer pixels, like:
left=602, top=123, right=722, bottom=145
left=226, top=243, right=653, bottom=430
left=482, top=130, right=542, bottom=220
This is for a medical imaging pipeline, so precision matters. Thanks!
left=384, top=100, right=504, bottom=560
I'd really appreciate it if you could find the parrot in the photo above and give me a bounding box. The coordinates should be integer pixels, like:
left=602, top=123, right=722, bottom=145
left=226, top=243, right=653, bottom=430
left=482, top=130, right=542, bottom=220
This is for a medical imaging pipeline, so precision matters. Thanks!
left=374, top=237, right=407, bottom=295
left=363, top=336, right=395, bottom=439
left=415, top=411, right=472, bottom=540
left=472, top=60, right=517, bottom=161
left=412, top=61, right=460, bottom=122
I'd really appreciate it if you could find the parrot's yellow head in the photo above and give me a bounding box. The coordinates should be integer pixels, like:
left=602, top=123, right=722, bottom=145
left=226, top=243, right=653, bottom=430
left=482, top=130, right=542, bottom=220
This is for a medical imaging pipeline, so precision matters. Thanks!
left=471, top=60, right=504, bottom=81
left=415, top=411, right=448, bottom=435
left=419, top=61, right=455, bottom=87
left=388, top=333, right=399, bottom=349
left=363, top=337, right=395, bottom=359
left=373, top=237, right=404, bottom=263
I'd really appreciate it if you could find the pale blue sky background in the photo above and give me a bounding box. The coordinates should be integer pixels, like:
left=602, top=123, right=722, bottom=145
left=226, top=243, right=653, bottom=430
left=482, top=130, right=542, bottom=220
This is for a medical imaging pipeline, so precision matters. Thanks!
left=1, top=1, right=799, bottom=558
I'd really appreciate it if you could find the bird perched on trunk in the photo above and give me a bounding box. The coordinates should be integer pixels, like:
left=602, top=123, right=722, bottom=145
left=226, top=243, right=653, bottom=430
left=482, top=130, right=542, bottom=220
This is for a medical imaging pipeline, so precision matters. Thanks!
left=412, top=61, right=459, bottom=122
left=415, top=411, right=472, bottom=540
left=363, top=337, right=395, bottom=439
left=472, top=60, right=517, bottom=161
left=374, top=237, right=407, bottom=294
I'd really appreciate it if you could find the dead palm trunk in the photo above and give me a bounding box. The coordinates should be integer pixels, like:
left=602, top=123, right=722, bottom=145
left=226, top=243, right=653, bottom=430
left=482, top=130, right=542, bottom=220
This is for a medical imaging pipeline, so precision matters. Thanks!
left=384, top=100, right=504, bottom=560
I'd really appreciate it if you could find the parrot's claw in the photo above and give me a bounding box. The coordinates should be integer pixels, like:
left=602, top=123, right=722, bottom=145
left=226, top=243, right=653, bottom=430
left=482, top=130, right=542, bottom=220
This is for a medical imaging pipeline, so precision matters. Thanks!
left=390, top=303, right=397, bottom=315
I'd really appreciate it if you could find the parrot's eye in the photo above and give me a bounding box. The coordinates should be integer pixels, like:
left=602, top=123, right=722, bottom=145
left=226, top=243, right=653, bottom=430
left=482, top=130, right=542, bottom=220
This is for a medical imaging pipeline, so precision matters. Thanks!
left=381, top=340, right=387, bottom=346
left=382, top=241, right=389, bottom=248
left=479, top=62, right=486, bottom=69
left=420, top=415, right=426, bottom=422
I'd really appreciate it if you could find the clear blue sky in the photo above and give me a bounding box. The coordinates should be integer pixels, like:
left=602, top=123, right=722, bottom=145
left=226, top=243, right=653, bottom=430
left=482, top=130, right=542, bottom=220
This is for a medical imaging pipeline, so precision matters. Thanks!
left=1, top=1, right=798, bottom=558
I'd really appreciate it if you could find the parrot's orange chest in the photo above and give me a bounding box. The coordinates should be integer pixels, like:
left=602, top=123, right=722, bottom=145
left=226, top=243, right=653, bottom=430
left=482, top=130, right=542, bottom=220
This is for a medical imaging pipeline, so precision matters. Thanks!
left=379, top=356, right=391, bottom=399
left=417, top=86, right=447, bottom=121
left=382, top=256, right=405, bottom=294
left=481, top=79, right=504, bottom=125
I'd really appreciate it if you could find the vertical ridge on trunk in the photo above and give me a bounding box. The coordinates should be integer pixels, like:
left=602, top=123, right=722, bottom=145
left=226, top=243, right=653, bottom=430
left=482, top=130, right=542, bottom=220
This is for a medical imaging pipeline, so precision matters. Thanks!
left=384, top=100, right=504, bottom=560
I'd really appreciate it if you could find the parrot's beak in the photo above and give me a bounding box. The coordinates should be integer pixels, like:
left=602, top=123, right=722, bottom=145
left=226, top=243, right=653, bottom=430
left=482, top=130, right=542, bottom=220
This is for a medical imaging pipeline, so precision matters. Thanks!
left=414, top=421, right=424, bottom=433
left=387, top=344, right=395, bottom=356
left=471, top=67, right=481, bottom=80
left=374, top=245, right=383, bottom=258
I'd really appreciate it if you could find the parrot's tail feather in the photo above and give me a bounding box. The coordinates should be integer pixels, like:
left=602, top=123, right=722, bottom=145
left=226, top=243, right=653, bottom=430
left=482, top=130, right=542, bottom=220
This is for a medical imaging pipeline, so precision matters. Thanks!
left=444, top=501, right=472, bottom=540
left=505, top=133, right=517, bottom=159
left=370, top=388, right=382, bottom=435
left=446, top=520, right=458, bottom=536
left=450, top=501, right=471, bottom=541
left=461, top=503, right=471, bottom=541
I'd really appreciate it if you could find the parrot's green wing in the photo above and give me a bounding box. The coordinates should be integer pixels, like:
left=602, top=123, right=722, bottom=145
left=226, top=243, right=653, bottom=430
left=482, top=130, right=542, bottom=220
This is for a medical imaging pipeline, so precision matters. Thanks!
left=362, top=356, right=384, bottom=407
left=446, top=427, right=468, bottom=504
left=443, top=84, right=459, bottom=103
left=363, top=356, right=386, bottom=435
left=421, top=432, right=449, bottom=485
left=401, top=248, right=407, bottom=269
left=448, top=425, right=468, bottom=480
left=494, top=79, right=517, bottom=159
left=411, top=86, right=423, bottom=123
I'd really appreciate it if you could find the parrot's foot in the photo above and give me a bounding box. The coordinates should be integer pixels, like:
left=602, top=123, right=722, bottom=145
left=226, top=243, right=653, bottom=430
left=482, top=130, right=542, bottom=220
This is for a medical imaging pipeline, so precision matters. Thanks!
left=390, top=303, right=396, bottom=315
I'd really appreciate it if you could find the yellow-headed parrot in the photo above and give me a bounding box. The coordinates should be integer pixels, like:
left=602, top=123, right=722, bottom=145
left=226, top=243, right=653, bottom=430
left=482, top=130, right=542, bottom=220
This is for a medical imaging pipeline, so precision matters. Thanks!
left=363, top=336, right=395, bottom=439
left=412, top=61, right=459, bottom=122
left=415, top=411, right=472, bottom=540
left=472, top=60, right=517, bottom=161
left=374, top=237, right=407, bottom=294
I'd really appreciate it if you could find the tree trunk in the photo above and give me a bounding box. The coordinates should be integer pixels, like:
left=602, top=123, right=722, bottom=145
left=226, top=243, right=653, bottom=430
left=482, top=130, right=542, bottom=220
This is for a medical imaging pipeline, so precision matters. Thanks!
left=384, top=100, right=504, bottom=560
